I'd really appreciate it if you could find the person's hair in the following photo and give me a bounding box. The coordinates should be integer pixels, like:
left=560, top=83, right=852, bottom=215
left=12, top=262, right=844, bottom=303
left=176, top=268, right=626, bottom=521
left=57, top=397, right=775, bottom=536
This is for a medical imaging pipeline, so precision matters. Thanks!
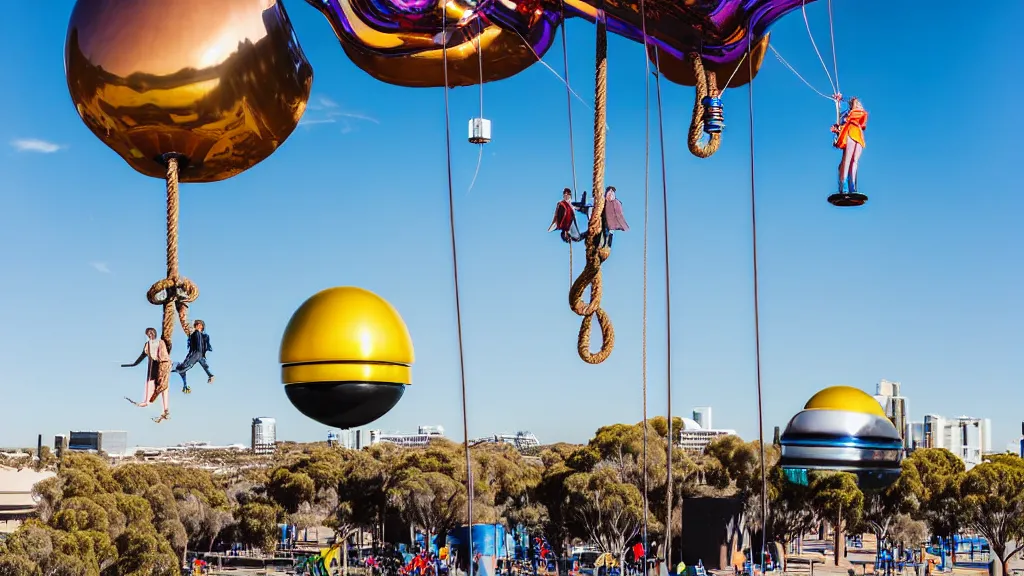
left=606, top=186, right=616, bottom=192
left=563, top=188, right=571, bottom=194
left=194, top=319, right=205, bottom=329
left=849, top=97, right=862, bottom=109
left=145, top=327, right=157, bottom=337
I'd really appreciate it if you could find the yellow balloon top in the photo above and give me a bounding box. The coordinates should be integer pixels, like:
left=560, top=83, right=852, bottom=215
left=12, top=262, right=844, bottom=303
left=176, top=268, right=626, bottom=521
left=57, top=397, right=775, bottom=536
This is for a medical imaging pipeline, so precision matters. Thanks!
left=280, top=287, right=414, bottom=366
left=803, top=385, right=886, bottom=417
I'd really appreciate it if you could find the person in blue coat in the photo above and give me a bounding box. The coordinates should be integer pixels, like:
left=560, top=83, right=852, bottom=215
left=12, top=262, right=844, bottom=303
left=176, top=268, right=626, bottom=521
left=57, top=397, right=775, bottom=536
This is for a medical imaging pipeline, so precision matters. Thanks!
left=173, top=319, right=215, bottom=392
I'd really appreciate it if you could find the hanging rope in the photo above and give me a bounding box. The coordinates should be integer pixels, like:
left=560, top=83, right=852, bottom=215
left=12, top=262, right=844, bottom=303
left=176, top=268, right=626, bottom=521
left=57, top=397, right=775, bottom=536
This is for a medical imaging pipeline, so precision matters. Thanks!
left=746, top=30, right=770, bottom=567
left=639, top=0, right=653, bottom=565
left=686, top=53, right=722, bottom=158
left=567, top=12, right=614, bottom=365
left=653, top=45, right=675, bottom=574
left=827, top=0, right=840, bottom=95
left=767, top=45, right=833, bottom=100
left=560, top=1, right=579, bottom=198
left=561, top=2, right=579, bottom=292
left=145, top=154, right=199, bottom=401
left=441, top=20, right=475, bottom=576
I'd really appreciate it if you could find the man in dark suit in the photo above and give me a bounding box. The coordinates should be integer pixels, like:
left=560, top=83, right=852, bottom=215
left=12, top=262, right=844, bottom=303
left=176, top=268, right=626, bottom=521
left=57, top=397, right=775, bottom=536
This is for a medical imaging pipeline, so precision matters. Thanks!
left=173, top=319, right=215, bottom=393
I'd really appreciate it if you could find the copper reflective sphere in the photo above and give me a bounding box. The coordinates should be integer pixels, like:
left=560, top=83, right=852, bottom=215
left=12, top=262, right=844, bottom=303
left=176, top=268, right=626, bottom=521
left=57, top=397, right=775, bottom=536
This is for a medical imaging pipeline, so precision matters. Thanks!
left=65, top=0, right=313, bottom=182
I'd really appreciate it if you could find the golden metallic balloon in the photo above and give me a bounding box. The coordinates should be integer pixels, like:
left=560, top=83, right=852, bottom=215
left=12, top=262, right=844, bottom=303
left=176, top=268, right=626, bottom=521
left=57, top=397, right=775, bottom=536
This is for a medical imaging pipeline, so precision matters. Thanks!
left=65, top=0, right=313, bottom=183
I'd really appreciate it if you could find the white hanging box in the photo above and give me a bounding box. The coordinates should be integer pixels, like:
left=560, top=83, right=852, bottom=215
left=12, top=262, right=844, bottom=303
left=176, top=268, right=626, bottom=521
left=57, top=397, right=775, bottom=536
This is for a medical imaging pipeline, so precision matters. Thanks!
left=468, top=117, right=491, bottom=144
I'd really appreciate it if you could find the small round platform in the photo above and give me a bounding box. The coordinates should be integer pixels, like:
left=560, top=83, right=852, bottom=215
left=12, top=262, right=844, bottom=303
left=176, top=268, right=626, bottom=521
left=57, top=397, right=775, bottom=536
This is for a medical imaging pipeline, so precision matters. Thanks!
left=828, top=192, right=868, bottom=207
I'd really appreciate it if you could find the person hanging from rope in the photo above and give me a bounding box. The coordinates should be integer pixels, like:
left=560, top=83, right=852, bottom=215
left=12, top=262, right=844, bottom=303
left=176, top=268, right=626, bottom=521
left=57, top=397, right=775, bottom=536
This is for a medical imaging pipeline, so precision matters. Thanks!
left=601, top=186, right=629, bottom=248
left=548, top=188, right=585, bottom=242
left=831, top=95, right=867, bottom=196
left=121, top=327, right=172, bottom=423
left=172, top=319, right=215, bottom=393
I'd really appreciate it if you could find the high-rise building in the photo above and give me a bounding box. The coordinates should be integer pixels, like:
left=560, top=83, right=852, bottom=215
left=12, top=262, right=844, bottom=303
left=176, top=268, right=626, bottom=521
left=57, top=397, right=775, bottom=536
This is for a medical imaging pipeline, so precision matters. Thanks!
left=692, top=407, right=713, bottom=430
left=873, top=379, right=910, bottom=448
left=920, top=414, right=992, bottom=468
left=67, top=431, right=128, bottom=457
left=251, top=417, right=277, bottom=455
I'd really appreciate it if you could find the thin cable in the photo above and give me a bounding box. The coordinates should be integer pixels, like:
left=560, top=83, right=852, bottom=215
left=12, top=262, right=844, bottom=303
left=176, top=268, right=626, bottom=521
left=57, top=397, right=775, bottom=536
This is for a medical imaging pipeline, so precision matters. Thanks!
left=746, top=28, right=770, bottom=573
left=467, top=18, right=486, bottom=196
left=560, top=4, right=578, bottom=292
left=560, top=2, right=579, bottom=197
left=516, top=26, right=598, bottom=112
left=827, top=0, right=840, bottom=95
left=720, top=49, right=750, bottom=93
left=653, top=45, right=673, bottom=575
left=767, top=45, right=832, bottom=100
left=801, top=0, right=836, bottom=94
left=467, top=146, right=484, bottom=195
left=442, top=19, right=474, bottom=576
left=639, top=0, right=652, bottom=567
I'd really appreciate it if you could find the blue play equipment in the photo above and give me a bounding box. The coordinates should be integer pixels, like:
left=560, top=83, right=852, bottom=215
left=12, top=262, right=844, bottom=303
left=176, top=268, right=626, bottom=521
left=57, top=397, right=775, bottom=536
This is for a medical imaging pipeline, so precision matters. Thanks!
left=447, top=524, right=514, bottom=576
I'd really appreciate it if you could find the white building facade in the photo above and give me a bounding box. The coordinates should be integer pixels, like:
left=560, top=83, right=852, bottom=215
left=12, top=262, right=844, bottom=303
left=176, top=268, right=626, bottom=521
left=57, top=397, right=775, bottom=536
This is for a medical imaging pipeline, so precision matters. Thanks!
left=677, top=416, right=736, bottom=453
left=368, top=425, right=445, bottom=447
left=920, top=414, right=992, bottom=468
left=251, top=417, right=277, bottom=455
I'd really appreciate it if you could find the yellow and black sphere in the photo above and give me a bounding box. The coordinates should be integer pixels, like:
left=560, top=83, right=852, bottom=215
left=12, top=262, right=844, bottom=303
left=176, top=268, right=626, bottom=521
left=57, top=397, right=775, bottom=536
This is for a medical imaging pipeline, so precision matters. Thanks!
left=779, top=385, right=903, bottom=489
left=280, top=287, right=413, bottom=429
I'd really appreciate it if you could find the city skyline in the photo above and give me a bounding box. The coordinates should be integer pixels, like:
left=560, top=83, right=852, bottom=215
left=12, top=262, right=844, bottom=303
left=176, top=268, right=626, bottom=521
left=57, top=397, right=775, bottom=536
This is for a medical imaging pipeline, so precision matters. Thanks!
left=24, top=381, right=1012, bottom=458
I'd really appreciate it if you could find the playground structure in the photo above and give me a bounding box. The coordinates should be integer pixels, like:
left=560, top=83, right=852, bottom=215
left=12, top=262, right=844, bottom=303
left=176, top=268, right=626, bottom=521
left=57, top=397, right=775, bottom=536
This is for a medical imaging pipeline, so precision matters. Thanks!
left=297, top=542, right=344, bottom=576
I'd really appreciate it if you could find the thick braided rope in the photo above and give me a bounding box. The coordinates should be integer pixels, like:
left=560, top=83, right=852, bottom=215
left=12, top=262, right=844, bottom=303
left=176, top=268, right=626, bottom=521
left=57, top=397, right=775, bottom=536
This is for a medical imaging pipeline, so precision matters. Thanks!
left=686, top=53, right=722, bottom=159
left=145, top=156, right=199, bottom=399
left=568, top=16, right=614, bottom=365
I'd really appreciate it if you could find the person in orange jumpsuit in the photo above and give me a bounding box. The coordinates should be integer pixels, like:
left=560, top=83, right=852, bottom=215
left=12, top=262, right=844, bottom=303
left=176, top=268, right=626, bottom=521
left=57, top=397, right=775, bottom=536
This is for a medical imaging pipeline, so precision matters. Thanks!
left=831, top=96, right=867, bottom=194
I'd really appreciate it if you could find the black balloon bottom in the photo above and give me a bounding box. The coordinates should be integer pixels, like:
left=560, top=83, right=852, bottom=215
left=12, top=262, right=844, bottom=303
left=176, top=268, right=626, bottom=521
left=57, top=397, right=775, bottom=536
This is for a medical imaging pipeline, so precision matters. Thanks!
left=286, top=381, right=405, bottom=429
left=828, top=192, right=868, bottom=207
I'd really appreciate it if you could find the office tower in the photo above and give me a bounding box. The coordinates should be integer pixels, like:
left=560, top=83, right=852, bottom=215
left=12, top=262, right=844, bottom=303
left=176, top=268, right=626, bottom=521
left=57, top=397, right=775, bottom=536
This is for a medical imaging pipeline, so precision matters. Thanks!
left=251, top=417, right=277, bottom=455
left=692, top=407, right=712, bottom=430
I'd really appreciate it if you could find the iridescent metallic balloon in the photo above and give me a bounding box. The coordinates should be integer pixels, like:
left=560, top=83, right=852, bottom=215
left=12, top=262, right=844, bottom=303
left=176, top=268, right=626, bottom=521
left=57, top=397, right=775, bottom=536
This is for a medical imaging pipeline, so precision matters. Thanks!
left=303, top=0, right=559, bottom=87
left=304, top=0, right=814, bottom=88
left=65, top=0, right=313, bottom=182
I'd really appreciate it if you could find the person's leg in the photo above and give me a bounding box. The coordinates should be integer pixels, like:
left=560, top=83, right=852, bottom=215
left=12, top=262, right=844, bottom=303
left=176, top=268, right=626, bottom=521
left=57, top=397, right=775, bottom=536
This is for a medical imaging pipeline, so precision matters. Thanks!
left=139, top=380, right=154, bottom=407
left=848, top=142, right=864, bottom=192
left=198, top=357, right=214, bottom=381
left=161, top=389, right=169, bottom=414
left=838, top=143, right=854, bottom=192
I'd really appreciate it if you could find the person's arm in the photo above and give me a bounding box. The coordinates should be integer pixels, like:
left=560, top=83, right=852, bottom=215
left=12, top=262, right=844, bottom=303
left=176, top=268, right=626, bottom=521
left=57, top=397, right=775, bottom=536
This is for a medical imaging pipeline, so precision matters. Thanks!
left=122, top=349, right=146, bottom=367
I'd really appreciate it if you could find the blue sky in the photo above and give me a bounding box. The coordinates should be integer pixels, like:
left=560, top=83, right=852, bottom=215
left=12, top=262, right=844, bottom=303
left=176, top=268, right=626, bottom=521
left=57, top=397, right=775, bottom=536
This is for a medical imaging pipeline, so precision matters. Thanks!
left=1, top=2, right=1021, bottom=451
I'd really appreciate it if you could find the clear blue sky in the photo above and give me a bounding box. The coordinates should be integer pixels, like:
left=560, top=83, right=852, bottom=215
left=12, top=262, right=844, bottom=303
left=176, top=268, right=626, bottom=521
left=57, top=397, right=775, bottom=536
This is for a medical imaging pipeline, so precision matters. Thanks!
left=1, top=2, right=1020, bottom=450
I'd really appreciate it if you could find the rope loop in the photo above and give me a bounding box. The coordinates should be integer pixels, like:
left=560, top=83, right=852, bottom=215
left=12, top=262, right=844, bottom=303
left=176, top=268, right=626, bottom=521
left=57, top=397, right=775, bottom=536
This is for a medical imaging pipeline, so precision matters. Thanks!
left=687, top=53, right=723, bottom=158
left=566, top=11, right=615, bottom=364
left=577, top=305, right=614, bottom=364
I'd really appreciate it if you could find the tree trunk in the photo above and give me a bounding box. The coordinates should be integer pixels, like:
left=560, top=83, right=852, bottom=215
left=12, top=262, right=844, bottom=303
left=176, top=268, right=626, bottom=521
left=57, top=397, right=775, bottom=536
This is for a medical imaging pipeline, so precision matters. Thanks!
left=832, top=516, right=843, bottom=566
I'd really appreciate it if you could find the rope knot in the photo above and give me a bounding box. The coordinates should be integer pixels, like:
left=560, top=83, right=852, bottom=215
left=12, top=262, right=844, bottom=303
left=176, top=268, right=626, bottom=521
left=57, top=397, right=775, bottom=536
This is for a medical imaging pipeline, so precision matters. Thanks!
left=146, top=276, right=199, bottom=306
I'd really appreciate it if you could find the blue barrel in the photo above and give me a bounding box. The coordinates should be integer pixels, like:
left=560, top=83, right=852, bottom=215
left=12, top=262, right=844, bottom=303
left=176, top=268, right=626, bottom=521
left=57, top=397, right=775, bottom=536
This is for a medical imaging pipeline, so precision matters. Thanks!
left=447, top=524, right=511, bottom=576
left=701, top=96, right=725, bottom=134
